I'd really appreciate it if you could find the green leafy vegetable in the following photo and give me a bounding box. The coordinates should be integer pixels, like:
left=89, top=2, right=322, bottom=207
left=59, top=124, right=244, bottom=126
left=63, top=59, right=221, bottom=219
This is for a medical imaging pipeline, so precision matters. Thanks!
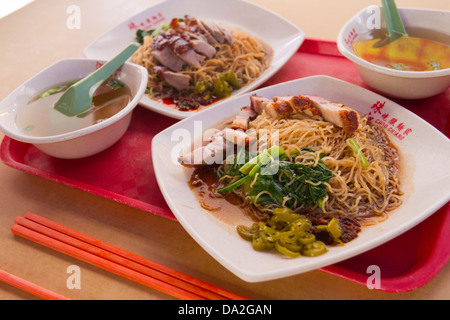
left=135, top=29, right=154, bottom=44
left=218, top=146, right=333, bottom=208
left=135, top=23, right=170, bottom=44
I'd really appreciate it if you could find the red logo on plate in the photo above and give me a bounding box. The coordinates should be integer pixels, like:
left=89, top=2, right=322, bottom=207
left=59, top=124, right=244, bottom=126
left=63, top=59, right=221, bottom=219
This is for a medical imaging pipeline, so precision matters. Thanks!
left=127, top=12, right=165, bottom=31
left=363, top=101, right=413, bottom=141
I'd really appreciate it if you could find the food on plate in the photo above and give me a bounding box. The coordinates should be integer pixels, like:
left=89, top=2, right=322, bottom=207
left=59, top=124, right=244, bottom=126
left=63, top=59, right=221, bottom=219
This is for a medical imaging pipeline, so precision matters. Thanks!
left=352, top=28, right=450, bottom=71
left=181, top=94, right=403, bottom=257
left=16, top=78, right=131, bottom=137
left=131, top=15, right=273, bottom=111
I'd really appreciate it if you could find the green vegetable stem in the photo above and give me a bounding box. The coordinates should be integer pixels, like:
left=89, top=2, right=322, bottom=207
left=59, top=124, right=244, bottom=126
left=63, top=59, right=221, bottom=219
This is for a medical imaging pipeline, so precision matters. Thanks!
left=347, top=138, right=369, bottom=168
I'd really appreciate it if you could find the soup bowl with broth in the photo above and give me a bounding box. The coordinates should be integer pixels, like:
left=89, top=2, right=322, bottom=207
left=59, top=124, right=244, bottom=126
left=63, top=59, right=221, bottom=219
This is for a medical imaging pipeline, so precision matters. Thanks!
left=337, top=7, right=450, bottom=99
left=0, top=58, right=147, bottom=158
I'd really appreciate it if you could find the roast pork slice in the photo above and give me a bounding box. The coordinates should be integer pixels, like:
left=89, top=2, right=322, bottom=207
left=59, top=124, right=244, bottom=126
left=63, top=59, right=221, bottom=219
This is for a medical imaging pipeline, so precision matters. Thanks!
left=250, top=94, right=360, bottom=133
left=222, top=128, right=256, bottom=146
left=191, top=39, right=216, bottom=58
left=304, top=95, right=360, bottom=133
left=178, top=132, right=228, bottom=166
left=249, top=95, right=278, bottom=118
left=178, top=128, right=255, bottom=166
left=151, top=46, right=185, bottom=72
left=230, top=106, right=257, bottom=131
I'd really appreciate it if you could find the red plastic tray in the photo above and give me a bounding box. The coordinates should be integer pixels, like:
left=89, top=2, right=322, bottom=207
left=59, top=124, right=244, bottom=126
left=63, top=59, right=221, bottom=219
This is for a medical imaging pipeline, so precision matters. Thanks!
left=2, top=39, right=449, bottom=292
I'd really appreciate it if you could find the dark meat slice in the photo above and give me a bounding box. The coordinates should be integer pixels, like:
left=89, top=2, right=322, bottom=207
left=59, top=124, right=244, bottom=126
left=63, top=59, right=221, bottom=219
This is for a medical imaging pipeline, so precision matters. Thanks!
left=196, top=21, right=218, bottom=44
left=165, top=33, right=192, bottom=55
left=177, top=49, right=206, bottom=67
left=151, top=46, right=185, bottom=72
left=154, top=66, right=190, bottom=91
left=216, top=22, right=233, bottom=43
left=191, top=39, right=216, bottom=58
left=153, top=30, right=208, bottom=67
left=200, top=20, right=225, bottom=43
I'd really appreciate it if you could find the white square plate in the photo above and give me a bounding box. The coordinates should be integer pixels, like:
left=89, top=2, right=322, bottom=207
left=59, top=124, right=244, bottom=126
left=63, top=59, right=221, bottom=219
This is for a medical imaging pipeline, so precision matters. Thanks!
left=84, top=0, right=305, bottom=119
left=152, top=75, right=450, bottom=282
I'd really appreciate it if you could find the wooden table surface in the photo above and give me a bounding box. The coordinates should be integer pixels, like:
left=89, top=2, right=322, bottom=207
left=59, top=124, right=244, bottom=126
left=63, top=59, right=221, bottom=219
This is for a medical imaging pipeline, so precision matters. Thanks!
left=0, top=0, right=449, bottom=300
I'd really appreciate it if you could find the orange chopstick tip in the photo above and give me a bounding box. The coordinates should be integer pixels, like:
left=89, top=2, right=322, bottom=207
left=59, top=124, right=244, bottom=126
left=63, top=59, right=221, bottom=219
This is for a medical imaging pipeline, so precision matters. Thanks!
left=0, top=269, right=69, bottom=300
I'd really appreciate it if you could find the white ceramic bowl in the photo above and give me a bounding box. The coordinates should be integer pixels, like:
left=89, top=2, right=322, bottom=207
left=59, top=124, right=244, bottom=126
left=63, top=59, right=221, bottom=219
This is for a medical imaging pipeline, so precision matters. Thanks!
left=337, top=7, right=450, bottom=99
left=0, top=58, right=148, bottom=159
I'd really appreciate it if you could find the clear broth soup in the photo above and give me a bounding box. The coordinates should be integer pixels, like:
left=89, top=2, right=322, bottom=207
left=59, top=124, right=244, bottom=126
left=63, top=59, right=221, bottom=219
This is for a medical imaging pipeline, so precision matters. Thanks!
left=16, top=79, right=131, bottom=137
left=352, top=27, right=450, bottom=71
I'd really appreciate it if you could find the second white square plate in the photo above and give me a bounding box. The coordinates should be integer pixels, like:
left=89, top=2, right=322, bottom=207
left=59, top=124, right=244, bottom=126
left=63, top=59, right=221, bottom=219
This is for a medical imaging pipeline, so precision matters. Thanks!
left=84, top=0, right=305, bottom=119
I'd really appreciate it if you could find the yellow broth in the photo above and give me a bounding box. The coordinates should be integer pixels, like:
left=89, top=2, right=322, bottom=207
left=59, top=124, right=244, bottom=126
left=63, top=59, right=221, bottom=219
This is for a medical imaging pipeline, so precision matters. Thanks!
left=16, top=79, right=131, bottom=137
left=352, top=28, right=450, bottom=71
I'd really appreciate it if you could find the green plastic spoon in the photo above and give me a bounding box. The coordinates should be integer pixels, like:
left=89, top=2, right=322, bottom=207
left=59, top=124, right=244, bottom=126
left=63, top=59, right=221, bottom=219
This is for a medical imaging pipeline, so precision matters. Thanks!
left=382, top=0, right=407, bottom=42
left=373, top=0, right=407, bottom=48
left=53, top=42, right=140, bottom=117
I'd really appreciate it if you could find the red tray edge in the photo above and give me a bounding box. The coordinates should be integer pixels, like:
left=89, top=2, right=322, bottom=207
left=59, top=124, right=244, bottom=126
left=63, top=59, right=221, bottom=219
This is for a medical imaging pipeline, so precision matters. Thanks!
left=320, top=203, right=450, bottom=293
left=0, top=137, right=176, bottom=221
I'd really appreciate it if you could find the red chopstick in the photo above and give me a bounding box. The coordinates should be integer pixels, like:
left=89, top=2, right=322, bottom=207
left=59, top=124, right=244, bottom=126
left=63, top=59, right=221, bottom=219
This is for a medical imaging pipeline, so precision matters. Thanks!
left=0, top=269, right=69, bottom=300
left=11, top=212, right=247, bottom=300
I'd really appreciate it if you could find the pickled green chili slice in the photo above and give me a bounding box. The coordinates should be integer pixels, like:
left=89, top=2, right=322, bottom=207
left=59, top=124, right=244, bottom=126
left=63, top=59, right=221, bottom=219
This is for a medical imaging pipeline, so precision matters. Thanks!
left=236, top=207, right=331, bottom=258
left=223, top=70, right=242, bottom=89
left=275, top=241, right=301, bottom=258
left=194, top=81, right=210, bottom=94
left=327, top=217, right=342, bottom=240
left=236, top=224, right=259, bottom=241
left=252, top=232, right=275, bottom=251
left=191, top=71, right=242, bottom=100
left=213, top=77, right=232, bottom=98
left=273, top=208, right=292, bottom=215
left=298, top=232, right=315, bottom=245
left=301, top=241, right=328, bottom=257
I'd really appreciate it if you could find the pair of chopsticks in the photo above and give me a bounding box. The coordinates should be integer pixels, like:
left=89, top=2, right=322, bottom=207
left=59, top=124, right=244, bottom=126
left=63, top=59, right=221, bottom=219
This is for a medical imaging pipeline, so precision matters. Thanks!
left=0, top=269, right=69, bottom=300
left=11, top=212, right=247, bottom=300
